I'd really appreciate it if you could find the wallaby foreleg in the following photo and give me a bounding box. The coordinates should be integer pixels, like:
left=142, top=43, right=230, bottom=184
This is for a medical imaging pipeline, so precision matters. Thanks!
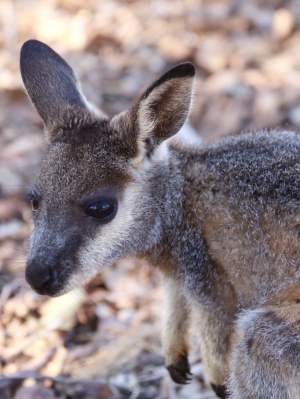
left=161, top=275, right=191, bottom=384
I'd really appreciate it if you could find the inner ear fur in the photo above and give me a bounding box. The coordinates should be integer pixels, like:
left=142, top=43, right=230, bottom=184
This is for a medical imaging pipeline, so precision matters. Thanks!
left=132, top=62, right=195, bottom=159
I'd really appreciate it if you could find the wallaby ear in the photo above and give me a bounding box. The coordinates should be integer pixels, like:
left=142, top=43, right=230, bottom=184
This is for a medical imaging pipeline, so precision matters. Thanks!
left=131, top=62, right=195, bottom=158
left=20, top=40, right=99, bottom=139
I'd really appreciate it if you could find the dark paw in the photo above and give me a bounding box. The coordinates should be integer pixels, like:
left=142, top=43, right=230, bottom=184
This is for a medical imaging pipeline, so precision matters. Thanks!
left=211, top=383, right=228, bottom=398
left=167, top=354, right=192, bottom=384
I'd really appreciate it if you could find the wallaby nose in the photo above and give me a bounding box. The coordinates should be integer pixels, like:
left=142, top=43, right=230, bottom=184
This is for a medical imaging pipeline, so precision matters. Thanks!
left=26, top=260, right=54, bottom=294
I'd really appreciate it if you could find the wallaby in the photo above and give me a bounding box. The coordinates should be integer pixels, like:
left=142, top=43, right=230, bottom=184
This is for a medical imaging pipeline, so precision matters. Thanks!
left=20, top=40, right=300, bottom=399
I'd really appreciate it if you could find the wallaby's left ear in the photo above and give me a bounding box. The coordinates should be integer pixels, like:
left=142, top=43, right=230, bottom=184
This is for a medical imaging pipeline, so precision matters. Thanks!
left=131, top=62, right=195, bottom=156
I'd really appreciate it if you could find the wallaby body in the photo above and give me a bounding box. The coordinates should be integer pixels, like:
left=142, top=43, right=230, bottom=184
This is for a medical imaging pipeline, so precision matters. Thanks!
left=20, top=40, right=300, bottom=398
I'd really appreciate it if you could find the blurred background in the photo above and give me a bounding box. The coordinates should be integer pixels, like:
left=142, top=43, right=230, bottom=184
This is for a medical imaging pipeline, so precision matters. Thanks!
left=1, top=0, right=300, bottom=398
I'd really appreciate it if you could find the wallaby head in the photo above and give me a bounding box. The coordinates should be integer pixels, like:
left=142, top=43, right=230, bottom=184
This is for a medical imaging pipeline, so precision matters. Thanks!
left=21, top=39, right=195, bottom=296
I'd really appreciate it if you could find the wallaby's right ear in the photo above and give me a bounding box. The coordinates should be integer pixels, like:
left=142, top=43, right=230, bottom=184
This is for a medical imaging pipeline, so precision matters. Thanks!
left=20, top=40, right=100, bottom=139
left=113, top=62, right=195, bottom=163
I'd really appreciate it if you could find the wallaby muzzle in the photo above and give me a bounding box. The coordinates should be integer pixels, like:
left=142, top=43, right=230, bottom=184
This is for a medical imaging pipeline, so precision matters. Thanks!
left=26, top=225, right=83, bottom=296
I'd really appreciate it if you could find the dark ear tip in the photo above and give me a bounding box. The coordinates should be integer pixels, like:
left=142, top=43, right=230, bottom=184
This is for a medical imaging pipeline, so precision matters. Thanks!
left=174, top=62, right=196, bottom=77
left=158, top=62, right=195, bottom=84
left=21, top=39, right=46, bottom=57
left=20, top=39, right=52, bottom=63
left=20, top=39, right=74, bottom=83
left=142, top=61, right=195, bottom=100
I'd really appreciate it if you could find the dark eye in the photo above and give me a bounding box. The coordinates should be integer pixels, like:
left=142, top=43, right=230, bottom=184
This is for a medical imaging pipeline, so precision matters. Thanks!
left=26, top=192, right=39, bottom=211
left=84, top=198, right=117, bottom=223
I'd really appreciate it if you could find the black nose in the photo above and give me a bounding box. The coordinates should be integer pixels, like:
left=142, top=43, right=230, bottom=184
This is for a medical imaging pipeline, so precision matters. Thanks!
left=26, top=260, right=54, bottom=294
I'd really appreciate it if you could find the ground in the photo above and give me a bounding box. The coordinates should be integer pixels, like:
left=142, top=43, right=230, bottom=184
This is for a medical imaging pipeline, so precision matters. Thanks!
left=1, top=0, right=300, bottom=398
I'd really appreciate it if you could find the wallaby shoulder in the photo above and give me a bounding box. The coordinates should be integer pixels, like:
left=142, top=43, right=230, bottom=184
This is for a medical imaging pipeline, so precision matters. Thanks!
left=166, top=129, right=300, bottom=306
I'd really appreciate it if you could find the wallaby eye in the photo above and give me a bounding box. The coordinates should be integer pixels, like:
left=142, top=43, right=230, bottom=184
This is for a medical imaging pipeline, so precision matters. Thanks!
left=84, top=198, right=117, bottom=222
left=31, top=198, right=39, bottom=211
left=26, top=191, right=40, bottom=211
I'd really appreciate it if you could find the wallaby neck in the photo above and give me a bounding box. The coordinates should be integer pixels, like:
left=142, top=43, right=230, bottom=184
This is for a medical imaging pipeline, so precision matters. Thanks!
left=138, top=150, right=186, bottom=271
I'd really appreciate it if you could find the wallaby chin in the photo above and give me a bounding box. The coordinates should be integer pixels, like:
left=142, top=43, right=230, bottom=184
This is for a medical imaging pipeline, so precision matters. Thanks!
left=47, top=280, right=83, bottom=298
